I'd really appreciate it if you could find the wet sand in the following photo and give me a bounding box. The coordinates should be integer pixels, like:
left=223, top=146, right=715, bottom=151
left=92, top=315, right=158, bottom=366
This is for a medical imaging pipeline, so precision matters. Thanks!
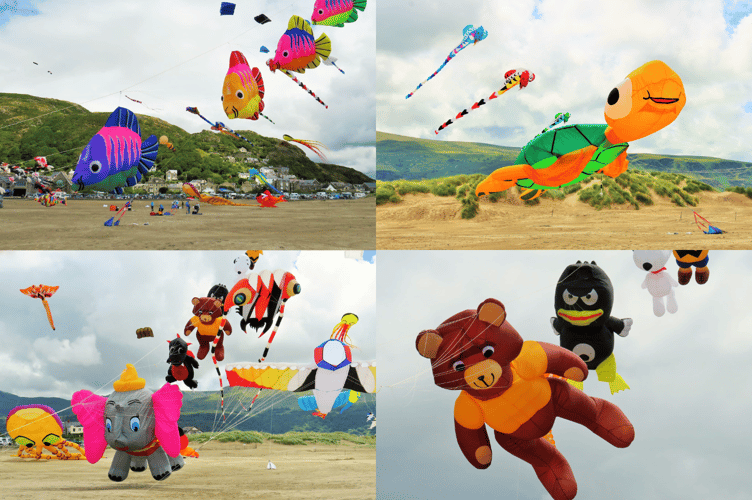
left=376, top=190, right=752, bottom=249
left=0, top=198, right=375, bottom=250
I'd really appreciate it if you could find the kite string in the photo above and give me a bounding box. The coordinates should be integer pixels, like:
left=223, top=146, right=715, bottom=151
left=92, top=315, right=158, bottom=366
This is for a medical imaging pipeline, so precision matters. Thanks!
left=2, top=339, right=167, bottom=438
left=378, top=265, right=583, bottom=389
left=1, top=2, right=296, bottom=131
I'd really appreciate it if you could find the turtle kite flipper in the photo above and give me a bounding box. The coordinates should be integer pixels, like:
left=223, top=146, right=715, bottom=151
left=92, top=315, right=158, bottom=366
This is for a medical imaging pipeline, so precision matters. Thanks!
left=520, top=189, right=544, bottom=201
left=597, top=149, right=629, bottom=178
left=475, top=164, right=535, bottom=197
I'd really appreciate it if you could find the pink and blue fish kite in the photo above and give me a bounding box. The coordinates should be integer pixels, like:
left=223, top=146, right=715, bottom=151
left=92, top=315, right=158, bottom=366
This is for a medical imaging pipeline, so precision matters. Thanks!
left=311, top=0, right=367, bottom=27
left=266, top=15, right=332, bottom=108
left=406, top=24, right=488, bottom=99
left=71, top=107, right=158, bottom=194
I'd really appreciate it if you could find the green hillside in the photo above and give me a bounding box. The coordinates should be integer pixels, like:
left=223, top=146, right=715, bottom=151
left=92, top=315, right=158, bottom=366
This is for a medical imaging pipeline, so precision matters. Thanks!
left=0, top=93, right=373, bottom=186
left=0, top=388, right=375, bottom=437
left=376, top=131, right=752, bottom=189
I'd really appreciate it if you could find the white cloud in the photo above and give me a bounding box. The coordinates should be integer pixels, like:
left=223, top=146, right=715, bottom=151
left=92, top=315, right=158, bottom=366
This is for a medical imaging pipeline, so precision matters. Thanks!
left=376, top=250, right=752, bottom=500
left=0, top=250, right=376, bottom=395
left=32, top=334, right=102, bottom=366
left=378, top=0, right=752, bottom=163
left=0, top=0, right=375, bottom=174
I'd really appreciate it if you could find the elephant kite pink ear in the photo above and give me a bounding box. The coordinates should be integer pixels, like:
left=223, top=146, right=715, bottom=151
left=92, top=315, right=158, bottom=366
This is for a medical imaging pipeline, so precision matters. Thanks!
left=152, top=383, right=183, bottom=457
left=71, top=390, right=108, bottom=464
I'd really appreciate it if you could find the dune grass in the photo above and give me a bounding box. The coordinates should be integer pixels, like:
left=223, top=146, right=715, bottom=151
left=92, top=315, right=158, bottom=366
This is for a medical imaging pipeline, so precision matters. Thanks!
left=377, top=169, right=720, bottom=219
left=190, top=430, right=376, bottom=447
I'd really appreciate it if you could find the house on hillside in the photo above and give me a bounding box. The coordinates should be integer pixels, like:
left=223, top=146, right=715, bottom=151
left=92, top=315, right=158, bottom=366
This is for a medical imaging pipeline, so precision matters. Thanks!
left=238, top=172, right=250, bottom=180
left=166, top=170, right=178, bottom=181
left=295, top=179, right=320, bottom=192
left=323, top=184, right=337, bottom=192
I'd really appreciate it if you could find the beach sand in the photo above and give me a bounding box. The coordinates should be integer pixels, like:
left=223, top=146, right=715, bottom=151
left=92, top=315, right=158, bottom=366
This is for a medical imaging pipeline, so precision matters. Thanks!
left=376, top=190, right=752, bottom=249
left=0, top=198, right=375, bottom=250
left=0, top=440, right=375, bottom=500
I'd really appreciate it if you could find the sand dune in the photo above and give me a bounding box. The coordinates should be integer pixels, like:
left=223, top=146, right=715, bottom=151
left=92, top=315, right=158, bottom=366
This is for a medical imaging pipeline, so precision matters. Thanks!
left=0, top=441, right=375, bottom=500
left=377, top=191, right=752, bottom=249
left=0, top=198, right=375, bottom=250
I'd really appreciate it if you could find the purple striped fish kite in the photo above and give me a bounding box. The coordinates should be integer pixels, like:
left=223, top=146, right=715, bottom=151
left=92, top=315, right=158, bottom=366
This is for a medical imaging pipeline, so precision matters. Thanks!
left=405, top=24, right=488, bottom=99
left=71, top=107, right=158, bottom=194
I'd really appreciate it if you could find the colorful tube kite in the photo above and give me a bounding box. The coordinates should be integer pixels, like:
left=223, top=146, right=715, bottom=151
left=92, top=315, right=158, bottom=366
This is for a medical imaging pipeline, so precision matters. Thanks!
left=435, top=68, right=534, bottom=134
left=20, top=284, right=59, bottom=330
left=323, top=56, right=345, bottom=74
left=182, top=182, right=264, bottom=207
left=406, top=24, right=488, bottom=99
left=266, top=16, right=331, bottom=108
left=475, top=60, right=686, bottom=201
left=248, top=168, right=282, bottom=195
left=282, top=134, right=329, bottom=162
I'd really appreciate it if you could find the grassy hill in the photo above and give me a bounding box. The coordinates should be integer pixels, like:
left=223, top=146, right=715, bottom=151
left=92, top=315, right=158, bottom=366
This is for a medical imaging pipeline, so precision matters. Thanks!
left=1, top=388, right=375, bottom=437
left=0, top=93, right=373, bottom=187
left=376, top=131, right=752, bottom=189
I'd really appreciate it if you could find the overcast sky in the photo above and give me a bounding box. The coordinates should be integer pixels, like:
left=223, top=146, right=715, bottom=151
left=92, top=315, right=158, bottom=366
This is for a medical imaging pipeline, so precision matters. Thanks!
left=0, top=0, right=375, bottom=174
left=376, top=250, right=752, bottom=500
left=0, top=250, right=376, bottom=405
left=378, top=0, right=752, bottom=166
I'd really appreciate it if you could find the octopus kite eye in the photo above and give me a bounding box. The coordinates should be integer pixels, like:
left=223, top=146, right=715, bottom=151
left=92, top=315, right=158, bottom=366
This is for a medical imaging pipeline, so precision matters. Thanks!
left=452, top=360, right=466, bottom=372
left=605, top=78, right=633, bottom=120
left=43, top=434, right=60, bottom=446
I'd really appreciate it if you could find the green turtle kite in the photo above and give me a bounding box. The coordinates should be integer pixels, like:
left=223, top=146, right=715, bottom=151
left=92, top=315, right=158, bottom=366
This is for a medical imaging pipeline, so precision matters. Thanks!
left=476, top=60, right=686, bottom=200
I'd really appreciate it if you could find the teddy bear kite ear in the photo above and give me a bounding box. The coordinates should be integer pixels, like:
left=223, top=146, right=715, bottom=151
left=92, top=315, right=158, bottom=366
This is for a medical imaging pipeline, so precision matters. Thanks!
left=416, top=330, right=443, bottom=359
left=477, top=299, right=506, bottom=326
